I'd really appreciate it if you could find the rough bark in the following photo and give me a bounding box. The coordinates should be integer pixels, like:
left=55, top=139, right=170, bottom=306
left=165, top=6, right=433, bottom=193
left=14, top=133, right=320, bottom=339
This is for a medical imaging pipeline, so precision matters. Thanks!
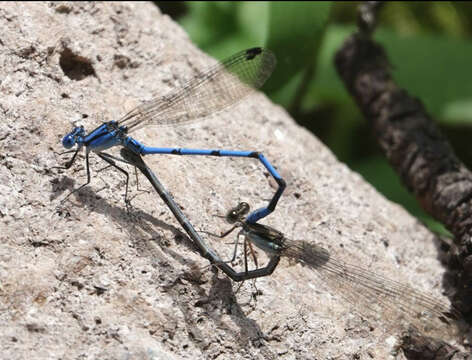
left=400, top=327, right=471, bottom=360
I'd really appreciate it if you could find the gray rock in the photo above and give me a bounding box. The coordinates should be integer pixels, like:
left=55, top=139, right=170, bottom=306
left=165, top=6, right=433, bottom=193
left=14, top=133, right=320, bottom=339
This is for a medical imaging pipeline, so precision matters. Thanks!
left=0, top=2, right=463, bottom=359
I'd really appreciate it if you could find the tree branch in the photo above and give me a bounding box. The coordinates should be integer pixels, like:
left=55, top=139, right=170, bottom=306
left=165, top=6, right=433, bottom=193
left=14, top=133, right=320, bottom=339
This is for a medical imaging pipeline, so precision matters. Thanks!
left=334, top=2, right=471, bottom=358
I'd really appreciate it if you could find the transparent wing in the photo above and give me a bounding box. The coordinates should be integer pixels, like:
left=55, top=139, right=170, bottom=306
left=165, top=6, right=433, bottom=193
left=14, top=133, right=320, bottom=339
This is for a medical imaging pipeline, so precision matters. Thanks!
left=283, top=239, right=460, bottom=337
left=119, top=47, right=276, bottom=133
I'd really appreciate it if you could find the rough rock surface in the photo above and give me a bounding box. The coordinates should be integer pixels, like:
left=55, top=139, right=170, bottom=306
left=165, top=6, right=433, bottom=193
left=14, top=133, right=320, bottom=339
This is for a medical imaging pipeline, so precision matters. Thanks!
left=0, top=2, right=465, bottom=359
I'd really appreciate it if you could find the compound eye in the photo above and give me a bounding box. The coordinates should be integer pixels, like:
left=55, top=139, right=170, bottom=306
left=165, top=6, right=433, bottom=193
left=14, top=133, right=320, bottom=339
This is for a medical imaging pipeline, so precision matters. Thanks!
left=62, top=134, right=75, bottom=149
left=238, top=202, right=250, bottom=215
left=225, top=211, right=238, bottom=224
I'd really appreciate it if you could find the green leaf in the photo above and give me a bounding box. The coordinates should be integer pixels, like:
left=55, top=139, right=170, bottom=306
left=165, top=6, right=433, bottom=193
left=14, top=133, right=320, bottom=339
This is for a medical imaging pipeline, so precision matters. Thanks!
left=237, top=2, right=270, bottom=44
left=301, top=24, right=355, bottom=111
left=179, top=2, right=240, bottom=48
left=270, top=71, right=303, bottom=108
left=441, top=99, right=472, bottom=125
left=265, top=2, right=332, bottom=94
left=179, top=2, right=270, bottom=67
left=203, top=35, right=261, bottom=60
left=374, top=28, right=472, bottom=127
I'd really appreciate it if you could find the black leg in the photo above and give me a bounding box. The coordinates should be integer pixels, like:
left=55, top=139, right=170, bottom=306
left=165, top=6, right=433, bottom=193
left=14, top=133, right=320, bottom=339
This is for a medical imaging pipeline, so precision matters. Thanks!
left=134, top=166, right=149, bottom=193
left=98, top=152, right=149, bottom=203
left=97, top=153, right=130, bottom=205
left=243, top=236, right=249, bottom=275
left=120, top=165, right=151, bottom=202
left=199, top=225, right=238, bottom=239
left=96, top=163, right=114, bottom=173
left=233, top=238, right=249, bottom=294
left=200, top=226, right=242, bottom=264
left=53, top=148, right=81, bottom=170
left=54, top=149, right=77, bottom=156
left=247, top=240, right=259, bottom=269
left=236, top=238, right=261, bottom=297
left=60, top=151, right=91, bottom=203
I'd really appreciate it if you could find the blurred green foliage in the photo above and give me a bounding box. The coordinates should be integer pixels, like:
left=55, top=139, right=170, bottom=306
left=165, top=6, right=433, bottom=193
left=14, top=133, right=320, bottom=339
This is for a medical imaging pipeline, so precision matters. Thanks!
left=156, top=1, right=472, bottom=237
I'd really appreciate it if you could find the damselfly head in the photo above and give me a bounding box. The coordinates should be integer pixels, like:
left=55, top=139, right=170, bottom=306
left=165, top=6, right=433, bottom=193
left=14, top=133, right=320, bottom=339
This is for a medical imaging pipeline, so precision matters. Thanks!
left=62, top=126, right=85, bottom=149
left=226, top=202, right=250, bottom=224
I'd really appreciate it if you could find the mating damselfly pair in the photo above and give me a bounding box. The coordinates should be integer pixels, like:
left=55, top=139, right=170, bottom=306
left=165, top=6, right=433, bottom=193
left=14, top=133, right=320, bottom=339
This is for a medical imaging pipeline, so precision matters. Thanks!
left=56, top=47, right=460, bottom=337
left=56, top=47, right=285, bottom=280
